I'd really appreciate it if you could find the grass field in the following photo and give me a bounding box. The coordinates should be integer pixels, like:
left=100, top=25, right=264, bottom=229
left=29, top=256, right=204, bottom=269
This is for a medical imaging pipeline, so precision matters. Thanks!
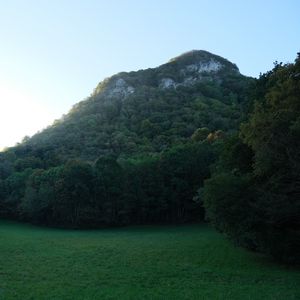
left=0, top=221, right=299, bottom=300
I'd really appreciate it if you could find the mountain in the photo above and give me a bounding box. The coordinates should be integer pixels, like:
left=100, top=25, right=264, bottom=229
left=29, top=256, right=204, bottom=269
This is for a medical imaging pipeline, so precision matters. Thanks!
left=0, top=50, right=254, bottom=227
left=2, top=50, right=253, bottom=167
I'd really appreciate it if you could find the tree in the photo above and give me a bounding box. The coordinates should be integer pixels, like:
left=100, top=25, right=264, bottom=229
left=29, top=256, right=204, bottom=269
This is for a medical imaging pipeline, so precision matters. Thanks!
left=21, top=169, right=57, bottom=224
left=94, top=156, right=124, bottom=225
left=4, top=168, right=34, bottom=218
left=204, top=172, right=258, bottom=250
left=160, top=142, right=215, bottom=222
left=53, top=161, right=95, bottom=227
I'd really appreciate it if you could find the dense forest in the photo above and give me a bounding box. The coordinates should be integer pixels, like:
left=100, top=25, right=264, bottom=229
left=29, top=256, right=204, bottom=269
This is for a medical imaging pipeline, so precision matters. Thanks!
left=0, top=50, right=299, bottom=264
left=203, top=54, right=300, bottom=264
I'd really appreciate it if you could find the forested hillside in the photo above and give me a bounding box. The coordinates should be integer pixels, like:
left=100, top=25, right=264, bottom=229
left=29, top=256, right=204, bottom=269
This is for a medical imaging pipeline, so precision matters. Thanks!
left=11, top=50, right=252, bottom=163
left=203, top=53, right=300, bottom=264
left=0, top=50, right=252, bottom=226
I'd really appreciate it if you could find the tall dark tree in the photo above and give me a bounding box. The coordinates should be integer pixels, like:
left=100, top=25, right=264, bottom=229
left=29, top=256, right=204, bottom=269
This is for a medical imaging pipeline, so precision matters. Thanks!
left=53, top=161, right=95, bottom=227
left=160, top=142, right=215, bottom=222
left=94, top=156, right=124, bottom=225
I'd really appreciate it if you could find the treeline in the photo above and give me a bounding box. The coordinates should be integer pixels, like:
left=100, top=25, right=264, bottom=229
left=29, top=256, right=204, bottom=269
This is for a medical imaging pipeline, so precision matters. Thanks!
left=203, top=54, right=300, bottom=264
left=0, top=142, right=215, bottom=227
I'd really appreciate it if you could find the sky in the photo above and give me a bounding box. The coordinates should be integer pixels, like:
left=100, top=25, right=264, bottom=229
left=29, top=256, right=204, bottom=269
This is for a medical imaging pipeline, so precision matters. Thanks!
left=0, top=0, right=299, bottom=150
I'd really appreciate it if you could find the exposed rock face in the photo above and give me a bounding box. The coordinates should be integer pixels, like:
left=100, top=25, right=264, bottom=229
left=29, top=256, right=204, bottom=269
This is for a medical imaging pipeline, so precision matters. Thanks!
left=159, top=78, right=176, bottom=89
left=93, top=50, right=241, bottom=95
left=182, top=76, right=198, bottom=86
left=159, top=59, right=224, bottom=90
left=184, top=59, right=222, bottom=74
left=103, top=78, right=135, bottom=99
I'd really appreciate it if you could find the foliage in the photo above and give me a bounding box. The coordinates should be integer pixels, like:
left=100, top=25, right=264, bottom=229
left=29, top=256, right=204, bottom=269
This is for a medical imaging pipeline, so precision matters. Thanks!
left=0, top=50, right=246, bottom=228
left=94, top=156, right=125, bottom=225
left=0, top=140, right=215, bottom=227
left=204, top=172, right=258, bottom=250
left=3, top=50, right=252, bottom=163
left=204, top=54, right=300, bottom=264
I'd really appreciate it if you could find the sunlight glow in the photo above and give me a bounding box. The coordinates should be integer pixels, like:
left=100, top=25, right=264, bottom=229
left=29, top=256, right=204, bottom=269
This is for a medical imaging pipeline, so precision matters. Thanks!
left=0, top=82, right=55, bottom=151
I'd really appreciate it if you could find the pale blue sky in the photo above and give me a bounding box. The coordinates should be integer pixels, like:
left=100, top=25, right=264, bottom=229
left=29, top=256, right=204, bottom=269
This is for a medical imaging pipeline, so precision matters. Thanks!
left=0, top=0, right=299, bottom=149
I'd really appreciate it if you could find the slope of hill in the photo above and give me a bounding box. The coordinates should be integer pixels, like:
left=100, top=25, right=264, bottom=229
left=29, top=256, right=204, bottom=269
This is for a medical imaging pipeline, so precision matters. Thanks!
left=12, top=50, right=253, bottom=163
left=0, top=50, right=254, bottom=228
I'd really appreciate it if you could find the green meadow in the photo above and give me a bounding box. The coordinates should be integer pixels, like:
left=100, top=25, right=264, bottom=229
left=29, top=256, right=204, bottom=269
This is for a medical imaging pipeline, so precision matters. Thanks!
left=0, top=221, right=299, bottom=300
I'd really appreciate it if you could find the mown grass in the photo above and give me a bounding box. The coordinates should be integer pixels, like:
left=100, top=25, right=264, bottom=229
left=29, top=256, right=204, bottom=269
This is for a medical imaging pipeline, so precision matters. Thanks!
left=0, top=221, right=299, bottom=300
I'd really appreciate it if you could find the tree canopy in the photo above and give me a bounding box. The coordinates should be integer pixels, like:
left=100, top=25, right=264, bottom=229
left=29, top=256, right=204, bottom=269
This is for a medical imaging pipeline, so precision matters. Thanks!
left=203, top=54, right=300, bottom=264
